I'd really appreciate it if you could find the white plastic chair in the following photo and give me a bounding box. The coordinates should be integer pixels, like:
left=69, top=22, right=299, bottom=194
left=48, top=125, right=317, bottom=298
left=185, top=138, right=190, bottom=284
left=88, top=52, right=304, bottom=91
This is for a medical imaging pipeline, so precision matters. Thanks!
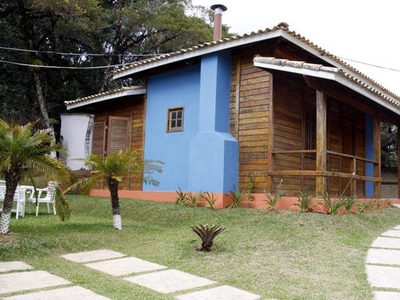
left=0, top=181, right=26, bottom=219
left=34, top=181, right=58, bottom=216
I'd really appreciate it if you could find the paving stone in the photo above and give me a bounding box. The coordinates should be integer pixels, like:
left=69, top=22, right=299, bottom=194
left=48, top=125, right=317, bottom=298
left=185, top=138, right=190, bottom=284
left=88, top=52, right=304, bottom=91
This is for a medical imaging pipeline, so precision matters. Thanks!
left=0, top=270, right=70, bottom=295
left=61, top=249, right=126, bottom=263
left=374, top=291, right=400, bottom=300
left=2, top=286, right=110, bottom=300
left=0, top=262, right=33, bottom=273
left=392, top=204, right=400, bottom=209
left=366, top=249, right=400, bottom=266
left=372, top=237, right=400, bottom=249
left=381, top=230, right=400, bottom=238
left=124, top=269, right=216, bottom=294
left=176, top=285, right=260, bottom=300
left=367, top=249, right=400, bottom=265
left=366, top=265, right=400, bottom=289
left=85, top=257, right=166, bottom=276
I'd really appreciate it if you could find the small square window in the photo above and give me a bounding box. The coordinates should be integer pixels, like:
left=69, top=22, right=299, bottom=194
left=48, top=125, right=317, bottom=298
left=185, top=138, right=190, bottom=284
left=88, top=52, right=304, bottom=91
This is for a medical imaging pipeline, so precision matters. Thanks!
left=167, top=107, right=184, bottom=132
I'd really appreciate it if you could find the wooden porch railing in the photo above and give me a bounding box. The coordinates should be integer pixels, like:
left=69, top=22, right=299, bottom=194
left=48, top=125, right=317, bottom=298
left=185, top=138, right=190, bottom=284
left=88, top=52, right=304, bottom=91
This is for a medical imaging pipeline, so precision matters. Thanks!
left=268, top=149, right=380, bottom=195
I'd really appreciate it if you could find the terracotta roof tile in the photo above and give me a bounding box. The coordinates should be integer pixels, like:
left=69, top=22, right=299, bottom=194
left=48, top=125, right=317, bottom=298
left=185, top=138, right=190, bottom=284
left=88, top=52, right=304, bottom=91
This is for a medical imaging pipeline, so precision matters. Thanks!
left=112, top=24, right=400, bottom=103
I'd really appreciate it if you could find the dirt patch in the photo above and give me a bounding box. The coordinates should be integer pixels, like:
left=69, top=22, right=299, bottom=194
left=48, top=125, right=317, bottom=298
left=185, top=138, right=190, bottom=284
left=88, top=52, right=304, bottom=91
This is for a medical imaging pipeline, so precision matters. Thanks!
left=0, top=231, right=19, bottom=247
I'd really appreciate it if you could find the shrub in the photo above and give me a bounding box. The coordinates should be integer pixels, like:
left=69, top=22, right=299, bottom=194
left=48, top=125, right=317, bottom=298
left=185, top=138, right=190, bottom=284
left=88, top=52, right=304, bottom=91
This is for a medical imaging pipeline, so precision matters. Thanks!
left=264, top=179, right=285, bottom=211
left=292, top=187, right=318, bottom=212
left=191, top=224, right=226, bottom=251
left=225, top=186, right=248, bottom=208
left=200, top=192, right=216, bottom=209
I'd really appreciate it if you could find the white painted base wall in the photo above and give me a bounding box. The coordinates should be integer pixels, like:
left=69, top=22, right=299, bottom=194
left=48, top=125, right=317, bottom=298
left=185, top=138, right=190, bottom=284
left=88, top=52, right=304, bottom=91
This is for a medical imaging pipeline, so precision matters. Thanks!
left=60, top=114, right=92, bottom=170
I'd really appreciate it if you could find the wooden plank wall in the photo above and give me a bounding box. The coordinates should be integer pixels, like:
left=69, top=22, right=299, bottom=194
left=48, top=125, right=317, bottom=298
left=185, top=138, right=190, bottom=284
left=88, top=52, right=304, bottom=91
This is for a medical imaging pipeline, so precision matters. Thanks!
left=327, top=98, right=366, bottom=195
left=273, top=74, right=307, bottom=195
left=92, top=96, right=145, bottom=190
left=230, top=53, right=270, bottom=193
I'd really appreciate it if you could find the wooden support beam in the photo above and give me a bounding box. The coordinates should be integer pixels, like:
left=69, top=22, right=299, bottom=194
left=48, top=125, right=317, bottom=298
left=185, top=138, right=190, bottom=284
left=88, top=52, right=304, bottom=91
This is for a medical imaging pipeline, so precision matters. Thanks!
left=316, top=90, right=327, bottom=196
left=235, top=56, right=241, bottom=139
left=266, top=73, right=274, bottom=192
left=374, top=109, right=381, bottom=198
left=398, top=119, right=400, bottom=199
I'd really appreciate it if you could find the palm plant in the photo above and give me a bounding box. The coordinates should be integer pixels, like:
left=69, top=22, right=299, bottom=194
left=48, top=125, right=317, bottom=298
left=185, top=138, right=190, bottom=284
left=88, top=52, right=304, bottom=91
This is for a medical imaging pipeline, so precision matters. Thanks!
left=70, top=150, right=163, bottom=230
left=0, top=119, right=71, bottom=234
left=191, top=224, right=226, bottom=251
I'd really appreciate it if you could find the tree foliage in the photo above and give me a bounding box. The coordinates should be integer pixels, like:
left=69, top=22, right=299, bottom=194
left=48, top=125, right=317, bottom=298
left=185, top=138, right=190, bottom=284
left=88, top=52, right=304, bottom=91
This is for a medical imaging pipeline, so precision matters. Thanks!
left=0, top=0, right=226, bottom=133
left=0, top=118, right=71, bottom=234
left=381, top=122, right=398, bottom=168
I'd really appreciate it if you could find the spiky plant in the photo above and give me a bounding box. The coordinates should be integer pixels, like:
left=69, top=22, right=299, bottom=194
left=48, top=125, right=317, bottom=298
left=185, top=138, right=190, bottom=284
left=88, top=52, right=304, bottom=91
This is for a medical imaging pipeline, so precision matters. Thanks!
left=191, top=224, right=226, bottom=251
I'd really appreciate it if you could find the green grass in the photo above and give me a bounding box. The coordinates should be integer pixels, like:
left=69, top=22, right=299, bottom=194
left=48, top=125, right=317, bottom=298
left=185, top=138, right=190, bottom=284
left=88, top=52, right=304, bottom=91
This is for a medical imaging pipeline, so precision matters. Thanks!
left=2, top=196, right=400, bottom=299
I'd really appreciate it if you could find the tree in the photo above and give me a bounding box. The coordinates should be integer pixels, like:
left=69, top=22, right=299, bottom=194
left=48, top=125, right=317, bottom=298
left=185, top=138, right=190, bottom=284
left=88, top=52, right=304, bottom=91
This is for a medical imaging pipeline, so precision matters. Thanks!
left=0, top=0, right=232, bottom=131
left=0, top=118, right=71, bottom=234
left=0, top=0, right=103, bottom=127
left=381, top=122, right=398, bottom=168
left=71, top=150, right=163, bottom=230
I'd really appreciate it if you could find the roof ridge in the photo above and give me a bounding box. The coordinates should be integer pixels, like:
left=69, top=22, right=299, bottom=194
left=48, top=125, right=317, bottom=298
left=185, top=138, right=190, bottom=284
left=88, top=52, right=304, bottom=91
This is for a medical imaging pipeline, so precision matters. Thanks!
left=110, top=23, right=400, bottom=102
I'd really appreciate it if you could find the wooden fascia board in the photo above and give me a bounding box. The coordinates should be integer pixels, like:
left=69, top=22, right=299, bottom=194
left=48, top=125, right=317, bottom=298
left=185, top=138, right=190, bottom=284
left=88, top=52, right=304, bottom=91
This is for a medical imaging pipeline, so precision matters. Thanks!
left=66, top=88, right=146, bottom=110
left=112, top=30, right=283, bottom=80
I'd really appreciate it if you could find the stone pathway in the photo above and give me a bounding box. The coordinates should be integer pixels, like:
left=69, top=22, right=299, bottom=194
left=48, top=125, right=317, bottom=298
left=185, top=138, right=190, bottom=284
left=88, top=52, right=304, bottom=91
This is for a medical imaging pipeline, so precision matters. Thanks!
left=0, top=262, right=109, bottom=300
left=62, top=249, right=260, bottom=299
left=366, top=218, right=400, bottom=300
left=0, top=249, right=260, bottom=299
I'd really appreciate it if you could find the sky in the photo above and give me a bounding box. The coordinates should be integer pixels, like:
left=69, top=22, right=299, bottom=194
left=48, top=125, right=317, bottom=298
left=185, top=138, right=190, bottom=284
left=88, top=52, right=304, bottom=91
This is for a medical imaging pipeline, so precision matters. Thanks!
left=191, top=0, right=400, bottom=96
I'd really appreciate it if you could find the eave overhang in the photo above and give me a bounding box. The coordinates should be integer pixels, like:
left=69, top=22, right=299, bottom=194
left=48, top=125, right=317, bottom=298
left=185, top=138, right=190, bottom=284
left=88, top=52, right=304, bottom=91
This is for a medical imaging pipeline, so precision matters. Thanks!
left=65, top=86, right=146, bottom=110
left=253, top=56, right=400, bottom=116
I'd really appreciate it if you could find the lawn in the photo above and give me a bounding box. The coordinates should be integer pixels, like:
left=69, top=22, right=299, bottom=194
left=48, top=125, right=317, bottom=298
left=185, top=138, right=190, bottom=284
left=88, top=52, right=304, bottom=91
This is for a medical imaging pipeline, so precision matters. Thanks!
left=1, top=195, right=400, bottom=299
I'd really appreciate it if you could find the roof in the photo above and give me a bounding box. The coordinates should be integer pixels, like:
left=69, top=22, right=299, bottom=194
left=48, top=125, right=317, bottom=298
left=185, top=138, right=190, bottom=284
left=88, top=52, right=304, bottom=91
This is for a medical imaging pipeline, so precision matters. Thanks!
left=111, top=23, right=400, bottom=112
left=253, top=56, right=400, bottom=115
left=65, top=86, right=146, bottom=110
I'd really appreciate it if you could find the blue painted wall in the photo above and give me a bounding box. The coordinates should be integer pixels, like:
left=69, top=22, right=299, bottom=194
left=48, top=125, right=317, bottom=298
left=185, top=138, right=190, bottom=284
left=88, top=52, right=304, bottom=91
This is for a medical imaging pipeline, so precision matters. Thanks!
left=365, top=114, right=374, bottom=196
left=188, top=51, right=239, bottom=192
left=143, top=65, right=200, bottom=191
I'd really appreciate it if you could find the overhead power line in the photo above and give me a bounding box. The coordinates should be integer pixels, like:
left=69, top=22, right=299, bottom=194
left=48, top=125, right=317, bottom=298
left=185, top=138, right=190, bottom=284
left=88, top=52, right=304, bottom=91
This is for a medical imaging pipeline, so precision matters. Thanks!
left=0, top=59, right=131, bottom=69
left=0, top=46, right=161, bottom=57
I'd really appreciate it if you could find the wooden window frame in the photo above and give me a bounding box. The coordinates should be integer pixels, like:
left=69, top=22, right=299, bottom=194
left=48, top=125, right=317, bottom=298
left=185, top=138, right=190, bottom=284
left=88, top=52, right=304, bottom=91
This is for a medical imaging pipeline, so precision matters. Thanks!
left=167, top=107, right=184, bottom=132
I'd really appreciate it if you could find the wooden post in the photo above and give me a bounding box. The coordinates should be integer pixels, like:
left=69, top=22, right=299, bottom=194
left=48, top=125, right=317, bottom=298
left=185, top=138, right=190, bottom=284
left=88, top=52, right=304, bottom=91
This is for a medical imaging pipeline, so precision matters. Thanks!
left=373, top=109, right=381, bottom=198
left=235, top=56, right=241, bottom=139
left=316, top=90, right=327, bottom=196
left=352, top=157, right=357, bottom=195
left=266, top=73, right=274, bottom=192
left=397, top=120, right=400, bottom=199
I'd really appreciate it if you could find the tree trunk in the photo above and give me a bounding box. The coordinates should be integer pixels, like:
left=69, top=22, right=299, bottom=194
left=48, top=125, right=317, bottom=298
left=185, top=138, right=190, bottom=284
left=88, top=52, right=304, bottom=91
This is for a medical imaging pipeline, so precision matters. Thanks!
left=32, top=69, right=57, bottom=158
left=84, top=115, right=95, bottom=159
left=108, top=177, right=122, bottom=230
left=0, top=171, right=20, bottom=234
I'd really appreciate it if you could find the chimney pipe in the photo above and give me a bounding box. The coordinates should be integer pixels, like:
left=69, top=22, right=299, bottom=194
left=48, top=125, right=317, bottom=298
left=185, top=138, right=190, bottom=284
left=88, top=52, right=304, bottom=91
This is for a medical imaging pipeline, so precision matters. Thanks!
left=211, top=4, right=227, bottom=41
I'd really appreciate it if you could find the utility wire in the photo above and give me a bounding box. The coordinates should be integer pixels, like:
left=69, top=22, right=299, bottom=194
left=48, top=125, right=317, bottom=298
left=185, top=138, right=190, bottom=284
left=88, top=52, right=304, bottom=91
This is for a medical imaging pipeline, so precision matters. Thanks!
left=0, top=59, right=132, bottom=69
left=0, top=46, right=161, bottom=57
left=327, top=53, right=400, bottom=73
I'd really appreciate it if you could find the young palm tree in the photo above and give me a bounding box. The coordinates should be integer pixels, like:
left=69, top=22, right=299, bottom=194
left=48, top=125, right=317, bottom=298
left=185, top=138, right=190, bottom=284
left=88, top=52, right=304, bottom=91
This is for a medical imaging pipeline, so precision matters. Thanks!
left=0, top=119, right=71, bottom=234
left=74, top=150, right=163, bottom=230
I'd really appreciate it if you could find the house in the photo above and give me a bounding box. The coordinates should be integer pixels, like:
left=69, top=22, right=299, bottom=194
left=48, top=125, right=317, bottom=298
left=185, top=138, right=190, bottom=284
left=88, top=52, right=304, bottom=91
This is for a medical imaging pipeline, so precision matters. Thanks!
left=65, top=5, right=400, bottom=208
